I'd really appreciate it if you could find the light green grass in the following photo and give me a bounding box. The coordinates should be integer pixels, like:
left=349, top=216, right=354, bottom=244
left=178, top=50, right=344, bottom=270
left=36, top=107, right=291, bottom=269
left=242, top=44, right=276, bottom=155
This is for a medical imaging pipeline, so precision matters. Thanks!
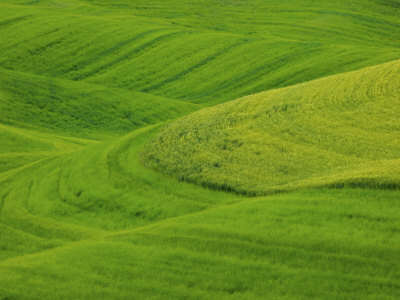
left=0, top=122, right=95, bottom=173
left=0, top=0, right=399, bottom=299
left=0, top=126, right=239, bottom=233
left=0, top=68, right=198, bottom=139
left=0, top=0, right=399, bottom=105
left=0, top=126, right=399, bottom=299
left=143, top=59, right=400, bottom=195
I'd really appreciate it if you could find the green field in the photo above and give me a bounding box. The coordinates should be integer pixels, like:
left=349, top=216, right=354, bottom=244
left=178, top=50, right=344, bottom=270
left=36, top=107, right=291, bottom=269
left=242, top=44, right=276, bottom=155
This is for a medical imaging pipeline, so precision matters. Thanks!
left=144, top=60, right=400, bottom=195
left=0, top=0, right=399, bottom=299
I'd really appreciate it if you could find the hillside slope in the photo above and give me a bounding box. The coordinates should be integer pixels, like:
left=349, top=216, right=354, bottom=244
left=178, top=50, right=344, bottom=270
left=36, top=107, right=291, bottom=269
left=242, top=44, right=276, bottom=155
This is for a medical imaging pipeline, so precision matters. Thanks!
left=0, top=0, right=399, bottom=299
left=143, top=59, right=400, bottom=195
left=1, top=189, right=400, bottom=299
left=1, top=126, right=399, bottom=299
left=0, top=68, right=198, bottom=139
left=0, top=0, right=399, bottom=105
left=0, top=122, right=93, bottom=173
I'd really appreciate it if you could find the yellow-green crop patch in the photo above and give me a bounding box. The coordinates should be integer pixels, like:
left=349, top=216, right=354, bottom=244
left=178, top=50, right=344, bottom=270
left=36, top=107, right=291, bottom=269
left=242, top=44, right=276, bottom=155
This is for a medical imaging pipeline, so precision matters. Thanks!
left=143, top=60, right=400, bottom=195
left=0, top=0, right=399, bottom=298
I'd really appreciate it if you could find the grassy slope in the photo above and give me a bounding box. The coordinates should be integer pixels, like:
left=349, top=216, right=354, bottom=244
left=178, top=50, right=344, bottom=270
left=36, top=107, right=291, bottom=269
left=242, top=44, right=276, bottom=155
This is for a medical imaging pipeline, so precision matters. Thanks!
left=0, top=127, right=399, bottom=299
left=0, top=122, right=95, bottom=173
left=143, top=60, right=400, bottom=195
left=0, top=68, right=198, bottom=139
left=0, top=0, right=399, bottom=106
left=0, top=0, right=399, bottom=299
left=0, top=127, right=239, bottom=234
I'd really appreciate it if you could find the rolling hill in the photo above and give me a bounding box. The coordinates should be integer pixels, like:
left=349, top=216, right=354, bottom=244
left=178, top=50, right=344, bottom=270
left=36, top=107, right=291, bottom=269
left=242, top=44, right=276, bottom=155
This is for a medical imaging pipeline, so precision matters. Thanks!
left=0, top=0, right=399, bottom=299
left=1, top=0, right=399, bottom=106
left=0, top=68, right=198, bottom=139
left=143, top=59, right=400, bottom=195
left=0, top=127, right=399, bottom=299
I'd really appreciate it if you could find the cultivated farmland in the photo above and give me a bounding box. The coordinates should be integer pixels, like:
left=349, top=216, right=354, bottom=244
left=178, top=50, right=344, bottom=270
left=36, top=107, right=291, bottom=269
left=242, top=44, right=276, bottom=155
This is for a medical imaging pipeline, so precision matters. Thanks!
left=0, top=0, right=399, bottom=299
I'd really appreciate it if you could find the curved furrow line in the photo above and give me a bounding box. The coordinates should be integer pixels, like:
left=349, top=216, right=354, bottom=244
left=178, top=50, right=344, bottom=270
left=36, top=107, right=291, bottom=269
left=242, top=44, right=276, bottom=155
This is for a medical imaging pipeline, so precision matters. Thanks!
left=0, top=123, right=236, bottom=245
left=79, top=30, right=196, bottom=80
left=179, top=43, right=321, bottom=102
left=0, top=14, right=31, bottom=30
left=3, top=27, right=61, bottom=51
left=70, top=27, right=167, bottom=80
left=141, top=39, right=248, bottom=93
